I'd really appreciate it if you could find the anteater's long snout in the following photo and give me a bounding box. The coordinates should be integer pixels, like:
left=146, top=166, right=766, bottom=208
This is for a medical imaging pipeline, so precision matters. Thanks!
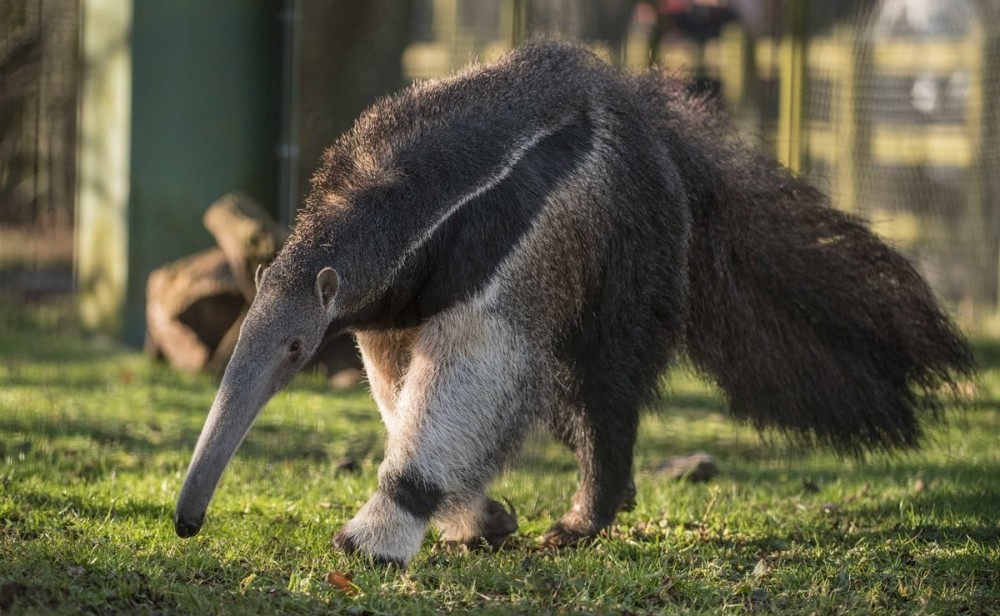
left=175, top=362, right=270, bottom=538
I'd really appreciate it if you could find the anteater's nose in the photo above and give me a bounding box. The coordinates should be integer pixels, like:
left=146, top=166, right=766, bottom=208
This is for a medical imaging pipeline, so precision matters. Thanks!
left=174, top=514, right=204, bottom=538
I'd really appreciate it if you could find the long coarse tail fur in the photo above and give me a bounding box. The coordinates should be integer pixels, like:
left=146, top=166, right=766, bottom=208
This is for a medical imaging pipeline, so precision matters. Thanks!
left=635, top=72, right=974, bottom=454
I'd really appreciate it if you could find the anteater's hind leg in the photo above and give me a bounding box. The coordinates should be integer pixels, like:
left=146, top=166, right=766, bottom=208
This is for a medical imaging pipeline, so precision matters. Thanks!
left=544, top=291, right=684, bottom=546
left=543, top=395, right=641, bottom=546
left=333, top=308, right=532, bottom=565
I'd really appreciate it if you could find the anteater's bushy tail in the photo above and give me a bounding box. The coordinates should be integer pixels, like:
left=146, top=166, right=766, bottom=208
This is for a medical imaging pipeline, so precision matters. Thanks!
left=637, top=73, right=974, bottom=453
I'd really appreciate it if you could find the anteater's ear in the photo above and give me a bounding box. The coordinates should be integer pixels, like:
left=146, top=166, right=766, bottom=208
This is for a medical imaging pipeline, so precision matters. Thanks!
left=315, top=267, right=340, bottom=312
left=255, top=264, right=266, bottom=289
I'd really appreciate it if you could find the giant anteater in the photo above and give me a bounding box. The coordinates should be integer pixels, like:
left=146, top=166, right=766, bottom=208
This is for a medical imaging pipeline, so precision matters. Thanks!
left=175, top=40, right=972, bottom=567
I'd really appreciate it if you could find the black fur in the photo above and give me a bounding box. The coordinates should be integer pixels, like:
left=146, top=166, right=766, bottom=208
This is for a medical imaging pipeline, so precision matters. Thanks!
left=382, top=471, right=445, bottom=521
left=271, top=49, right=603, bottom=330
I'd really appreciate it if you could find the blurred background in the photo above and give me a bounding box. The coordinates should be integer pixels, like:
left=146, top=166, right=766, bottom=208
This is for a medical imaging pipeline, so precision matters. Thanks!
left=2, top=0, right=999, bottom=348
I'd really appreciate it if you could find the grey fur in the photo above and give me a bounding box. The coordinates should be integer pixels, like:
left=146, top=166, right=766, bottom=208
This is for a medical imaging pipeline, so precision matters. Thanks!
left=175, top=40, right=972, bottom=566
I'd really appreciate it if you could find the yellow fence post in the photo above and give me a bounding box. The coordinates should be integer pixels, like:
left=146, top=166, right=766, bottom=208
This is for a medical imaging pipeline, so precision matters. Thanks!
left=963, top=24, right=989, bottom=313
left=778, top=0, right=807, bottom=174
left=719, top=23, right=747, bottom=113
left=833, top=25, right=857, bottom=213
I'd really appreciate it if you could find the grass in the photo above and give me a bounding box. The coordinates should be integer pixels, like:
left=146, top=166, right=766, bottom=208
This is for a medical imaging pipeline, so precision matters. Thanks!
left=0, top=300, right=998, bottom=615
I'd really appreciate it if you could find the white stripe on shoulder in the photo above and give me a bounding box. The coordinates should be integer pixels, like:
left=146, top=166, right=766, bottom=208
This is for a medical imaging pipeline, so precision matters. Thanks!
left=475, top=128, right=607, bottom=309
left=400, top=125, right=560, bottom=261
left=358, top=119, right=574, bottom=306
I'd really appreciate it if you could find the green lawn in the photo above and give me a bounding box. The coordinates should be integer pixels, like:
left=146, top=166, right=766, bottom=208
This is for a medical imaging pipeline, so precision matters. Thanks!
left=1, top=301, right=998, bottom=614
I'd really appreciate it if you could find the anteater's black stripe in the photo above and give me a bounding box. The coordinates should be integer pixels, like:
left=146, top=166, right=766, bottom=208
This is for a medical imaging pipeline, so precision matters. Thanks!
left=352, top=113, right=596, bottom=328
left=382, top=470, right=444, bottom=520
left=412, top=114, right=594, bottom=319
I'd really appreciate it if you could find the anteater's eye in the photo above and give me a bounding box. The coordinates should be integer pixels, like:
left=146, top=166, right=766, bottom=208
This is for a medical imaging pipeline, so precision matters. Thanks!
left=289, top=340, right=302, bottom=355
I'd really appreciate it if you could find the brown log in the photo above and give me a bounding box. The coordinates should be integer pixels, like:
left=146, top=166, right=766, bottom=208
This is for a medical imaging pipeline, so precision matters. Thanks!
left=204, top=308, right=245, bottom=378
left=202, top=192, right=286, bottom=303
left=148, top=192, right=363, bottom=380
left=145, top=248, right=245, bottom=373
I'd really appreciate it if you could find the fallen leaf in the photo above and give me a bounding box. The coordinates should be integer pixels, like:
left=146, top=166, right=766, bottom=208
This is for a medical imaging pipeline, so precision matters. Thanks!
left=326, top=570, right=357, bottom=595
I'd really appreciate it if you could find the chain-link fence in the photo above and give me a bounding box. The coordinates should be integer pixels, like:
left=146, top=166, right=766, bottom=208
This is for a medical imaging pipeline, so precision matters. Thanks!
left=0, top=0, right=79, bottom=297
left=802, top=0, right=1000, bottom=330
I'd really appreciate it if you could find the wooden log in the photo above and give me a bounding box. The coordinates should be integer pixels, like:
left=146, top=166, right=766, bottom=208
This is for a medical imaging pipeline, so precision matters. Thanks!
left=202, top=192, right=286, bottom=303
left=148, top=192, right=363, bottom=380
left=145, top=247, right=245, bottom=373
left=204, top=308, right=245, bottom=377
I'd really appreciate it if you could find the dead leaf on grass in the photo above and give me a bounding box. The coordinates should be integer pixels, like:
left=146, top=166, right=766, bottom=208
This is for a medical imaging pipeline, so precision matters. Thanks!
left=326, top=570, right=357, bottom=595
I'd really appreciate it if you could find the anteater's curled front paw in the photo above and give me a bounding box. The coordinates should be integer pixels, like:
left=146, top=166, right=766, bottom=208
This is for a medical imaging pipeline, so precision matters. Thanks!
left=474, top=497, right=519, bottom=550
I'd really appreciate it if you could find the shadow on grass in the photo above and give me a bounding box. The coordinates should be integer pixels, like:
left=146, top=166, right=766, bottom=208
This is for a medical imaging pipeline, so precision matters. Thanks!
left=0, top=407, right=384, bottom=469
left=7, top=488, right=170, bottom=525
left=0, top=548, right=333, bottom=615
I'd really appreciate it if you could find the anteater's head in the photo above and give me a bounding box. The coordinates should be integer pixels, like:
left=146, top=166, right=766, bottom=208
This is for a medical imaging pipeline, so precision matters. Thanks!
left=174, top=264, right=340, bottom=538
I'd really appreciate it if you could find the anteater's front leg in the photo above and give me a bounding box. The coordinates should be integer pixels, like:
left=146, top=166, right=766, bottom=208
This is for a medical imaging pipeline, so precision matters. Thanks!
left=333, top=310, right=533, bottom=566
